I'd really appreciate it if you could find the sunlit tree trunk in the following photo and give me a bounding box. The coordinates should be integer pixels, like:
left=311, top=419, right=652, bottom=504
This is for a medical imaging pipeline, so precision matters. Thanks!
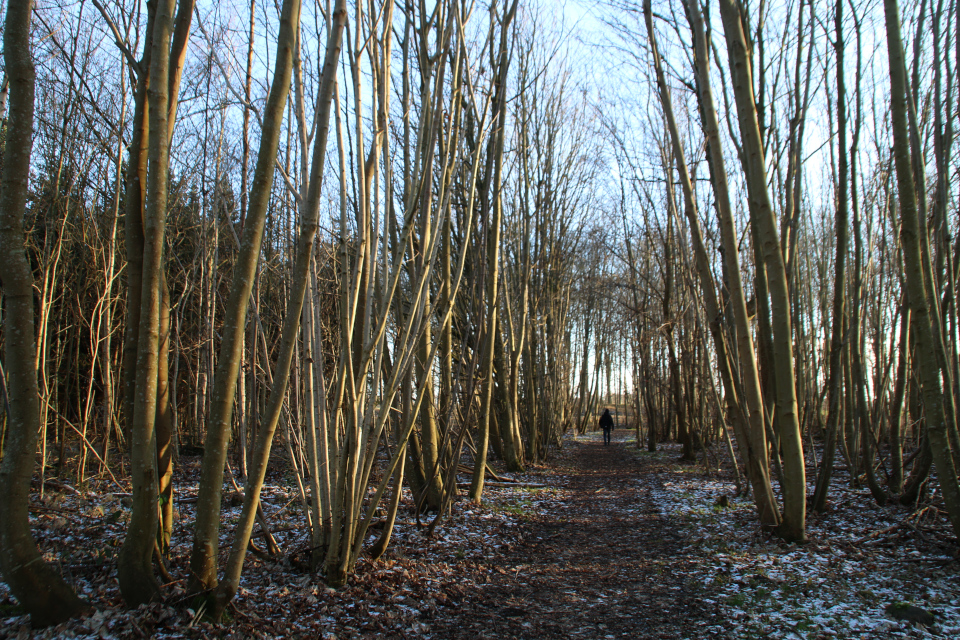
left=718, top=0, right=806, bottom=542
left=681, top=0, right=781, bottom=527
left=882, top=0, right=960, bottom=539
left=210, top=0, right=347, bottom=616
left=188, top=0, right=303, bottom=594
left=237, top=0, right=257, bottom=479
left=156, top=274, right=174, bottom=559
left=470, top=0, right=519, bottom=503
left=120, top=0, right=156, bottom=448
left=118, top=0, right=179, bottom=605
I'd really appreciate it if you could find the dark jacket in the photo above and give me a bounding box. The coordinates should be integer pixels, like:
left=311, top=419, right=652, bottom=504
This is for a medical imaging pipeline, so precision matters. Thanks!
left=599, top=411, right=614, bottom=431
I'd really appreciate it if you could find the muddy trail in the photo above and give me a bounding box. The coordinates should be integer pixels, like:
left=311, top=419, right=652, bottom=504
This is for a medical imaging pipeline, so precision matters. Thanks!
left=430, top=434, right=722, bottom=639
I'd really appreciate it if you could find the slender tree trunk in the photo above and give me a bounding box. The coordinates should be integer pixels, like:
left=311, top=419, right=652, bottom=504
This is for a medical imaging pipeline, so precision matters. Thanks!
left=369, top=447, right=405, bottom=561
left=238, top=0, right=256, bottom=231
left=117, top=0, right=178, bottom=605
left=503, top=319, right=526, bottom=471
left=812, top=0, right=850, bottom=513
left=188, top=0, right=303, bottom=593
left=658, top=180, right=690, bottom=461
left=0, top=0, right=90, bottom=625
left=156, top=274, right=174, bottom=556
left=100, top=60, right=127, bottom=472
left=236, top=0, right=257, bottom=480
left=882, top=0, right=960, bottom=539
left=121, top=1, right=157, bottom=445
left=718, top=0, right=806, bottom=542
left=682, top=0, right=781, bottom=526
left=471, top=204, right=501, bottom=503
left=210, top=2, right=346, bottom=616
left=889, top=304, right=910, bottom=495
left=470, top=0, right=518, bottom=502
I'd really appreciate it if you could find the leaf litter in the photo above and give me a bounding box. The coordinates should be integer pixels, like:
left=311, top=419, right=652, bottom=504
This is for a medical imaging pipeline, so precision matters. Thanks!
left=645, top=442, right=959, bottom=639
left=1, top=434, right=957, bottom=638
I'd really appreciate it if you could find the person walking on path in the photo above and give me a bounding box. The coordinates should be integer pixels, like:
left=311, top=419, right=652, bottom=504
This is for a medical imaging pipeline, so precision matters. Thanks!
left=599, top=409, right=615, bottom=445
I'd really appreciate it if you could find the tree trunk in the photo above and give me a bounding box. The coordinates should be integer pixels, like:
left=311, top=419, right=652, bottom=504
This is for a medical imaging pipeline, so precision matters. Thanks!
left=470, top=0, right=518, bottom=503
left=0, top=0, right=90, bottom=625
left=717, top=0, right=806, bottom=542
left=681, top=0, right=781, bottom=527
left=889, top=305, right=910, bottom=495
left=882, top=0, right=960, bottom=539
left=156, top=275, right=174, bottom=556
left=188, top=0, right=303, bottom=593
left=117, top=0, right=178, bottom=605
left=812, top=0, right=850, bottom=513
left=210, top=1, right=346, bottom=616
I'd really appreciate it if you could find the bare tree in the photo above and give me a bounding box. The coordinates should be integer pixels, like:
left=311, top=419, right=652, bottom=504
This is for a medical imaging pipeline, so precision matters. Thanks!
left=717, top=0, right=807, bottom=543
left=882, top=0, right=960, bottom=539
left=189, top=0, right=305, bottom=595
left=0, top=0, right=90, bottom=625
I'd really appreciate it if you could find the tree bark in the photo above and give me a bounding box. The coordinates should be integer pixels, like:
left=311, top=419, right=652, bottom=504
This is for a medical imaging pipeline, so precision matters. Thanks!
left=882, top=0, right=960, bottom=539
left=189, top=0, right=303, bottom=593
left=0, top=0, right=90, bottom=625
left=717, top=0, right=806, bottom=542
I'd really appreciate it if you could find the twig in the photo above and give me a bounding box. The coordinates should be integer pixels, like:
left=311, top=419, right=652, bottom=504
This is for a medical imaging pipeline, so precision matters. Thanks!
left=53, top=408, right=124, bottom=490
left=29, top=504, right=74, bottom=516
left=855, top=521, right=905, bottom=544
left=458, top=463, right=509, bottom=483
left=44, top=479, right=80, bottom=495
left=855, top=506, right=935, bottom=544
left=266, top=496, right=298, bottom=521
left=226, top=458, right=281, bottom=555
left=251, top=526, right=297, bottom=539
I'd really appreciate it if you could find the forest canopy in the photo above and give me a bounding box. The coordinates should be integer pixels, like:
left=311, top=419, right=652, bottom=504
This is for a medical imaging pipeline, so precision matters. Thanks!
left=0, top=0, right=958, bottom=632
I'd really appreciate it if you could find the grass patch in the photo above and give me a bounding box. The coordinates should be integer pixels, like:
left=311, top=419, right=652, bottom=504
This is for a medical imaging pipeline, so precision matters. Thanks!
left=494, top=498, right=534, bottom=517
left=726, top=593, right=747, bottom=607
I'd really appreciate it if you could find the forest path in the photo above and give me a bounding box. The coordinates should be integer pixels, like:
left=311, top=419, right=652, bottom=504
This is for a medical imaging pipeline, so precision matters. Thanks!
left=429, top=433, right=722, bottom=639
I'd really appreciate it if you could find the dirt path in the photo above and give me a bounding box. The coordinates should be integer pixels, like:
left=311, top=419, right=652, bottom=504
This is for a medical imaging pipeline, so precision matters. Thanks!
left=1, top=434, right=725, bottom=639
left=11, top=431, right=958, bottom=639
left=430, top=434, right=722, bottom=639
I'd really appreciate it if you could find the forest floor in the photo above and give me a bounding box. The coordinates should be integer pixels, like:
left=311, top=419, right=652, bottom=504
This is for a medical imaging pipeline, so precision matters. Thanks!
left=1, top=431, right=959, bottom=639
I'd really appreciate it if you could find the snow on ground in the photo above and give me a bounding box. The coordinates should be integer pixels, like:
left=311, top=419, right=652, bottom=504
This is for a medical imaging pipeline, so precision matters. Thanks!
left=2, top=440, right=957, bottom=639
left=0, top=460, right=560, bottom=639
left=639, top=443, right=959, bottom=639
